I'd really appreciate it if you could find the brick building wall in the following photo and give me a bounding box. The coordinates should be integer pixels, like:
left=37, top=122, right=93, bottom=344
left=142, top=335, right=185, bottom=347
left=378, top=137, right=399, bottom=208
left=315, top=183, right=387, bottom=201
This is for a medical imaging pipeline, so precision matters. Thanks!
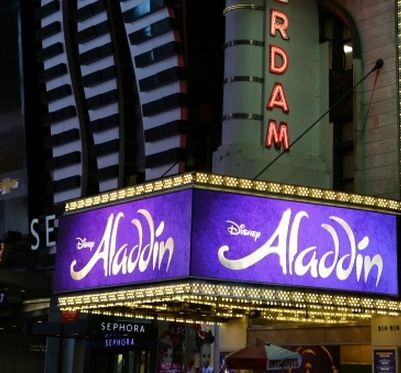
left=342, top=0, right=399, bottom=199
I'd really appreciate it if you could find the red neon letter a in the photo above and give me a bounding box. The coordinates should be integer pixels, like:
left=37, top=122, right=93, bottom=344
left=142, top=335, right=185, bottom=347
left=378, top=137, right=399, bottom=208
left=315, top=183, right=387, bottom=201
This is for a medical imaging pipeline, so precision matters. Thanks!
left=265, top=120, right=290, bottom=150
left=266, top=83, right=289, bottom=113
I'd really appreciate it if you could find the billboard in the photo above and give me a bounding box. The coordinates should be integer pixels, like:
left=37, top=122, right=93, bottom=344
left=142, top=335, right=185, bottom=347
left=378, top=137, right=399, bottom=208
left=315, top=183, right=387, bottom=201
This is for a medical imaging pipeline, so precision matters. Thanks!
left=191, top=189, right=398, bottom=295
left=54, top=188, right=398, bottom=296
left=54, top=190, right=193, bottom=292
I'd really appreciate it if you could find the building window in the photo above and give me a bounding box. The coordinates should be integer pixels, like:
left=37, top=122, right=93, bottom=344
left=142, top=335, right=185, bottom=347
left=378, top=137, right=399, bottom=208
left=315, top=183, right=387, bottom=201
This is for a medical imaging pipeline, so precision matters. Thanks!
left=320, top=5, right=356, bottom=192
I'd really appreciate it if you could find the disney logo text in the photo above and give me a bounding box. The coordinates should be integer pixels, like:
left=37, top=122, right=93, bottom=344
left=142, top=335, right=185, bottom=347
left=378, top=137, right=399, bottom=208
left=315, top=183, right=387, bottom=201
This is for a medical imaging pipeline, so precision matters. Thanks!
left=226, top=220, right=261, bottom=241
left=76, top=237, right=95, bottom=251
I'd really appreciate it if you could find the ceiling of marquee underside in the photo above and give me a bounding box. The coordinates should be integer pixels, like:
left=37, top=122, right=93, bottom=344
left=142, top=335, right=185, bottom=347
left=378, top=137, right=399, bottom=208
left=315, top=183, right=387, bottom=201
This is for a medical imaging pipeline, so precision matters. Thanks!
left=57, top=281, right=401, bottom=325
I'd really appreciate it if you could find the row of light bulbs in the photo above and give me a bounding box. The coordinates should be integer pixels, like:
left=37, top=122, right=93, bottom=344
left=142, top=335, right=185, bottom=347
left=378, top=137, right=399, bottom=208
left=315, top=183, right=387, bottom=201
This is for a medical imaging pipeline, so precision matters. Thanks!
left=64, top=172, right=401, bottom=213
left=58, top=281, right=401, bottom=324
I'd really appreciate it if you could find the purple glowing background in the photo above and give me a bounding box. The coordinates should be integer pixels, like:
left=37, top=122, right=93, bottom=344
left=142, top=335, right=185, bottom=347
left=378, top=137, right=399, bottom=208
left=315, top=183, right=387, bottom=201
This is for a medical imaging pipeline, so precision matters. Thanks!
left=54, top=188, right=398, bottom=296
left=191, top=190, right=398, bottom=295
left=54, top=190, right=192, bottom=292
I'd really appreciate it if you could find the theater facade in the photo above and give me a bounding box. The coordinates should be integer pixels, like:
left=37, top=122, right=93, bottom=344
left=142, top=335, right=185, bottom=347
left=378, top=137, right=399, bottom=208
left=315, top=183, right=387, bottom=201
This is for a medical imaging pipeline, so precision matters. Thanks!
left=28, top=0, right=401, bottom=372
left=47, top=172, right=400, bottom=372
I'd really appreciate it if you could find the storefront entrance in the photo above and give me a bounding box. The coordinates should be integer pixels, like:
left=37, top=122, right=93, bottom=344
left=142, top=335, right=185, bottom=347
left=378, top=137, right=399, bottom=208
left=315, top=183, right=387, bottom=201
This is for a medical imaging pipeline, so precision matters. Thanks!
left=89, top=347, right=151, bottom=373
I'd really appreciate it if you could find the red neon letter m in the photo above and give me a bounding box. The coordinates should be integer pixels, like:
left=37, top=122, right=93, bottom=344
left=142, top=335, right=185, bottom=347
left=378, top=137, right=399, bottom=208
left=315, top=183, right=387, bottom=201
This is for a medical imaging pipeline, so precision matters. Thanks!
left=265, top=120, right=290, bottom=151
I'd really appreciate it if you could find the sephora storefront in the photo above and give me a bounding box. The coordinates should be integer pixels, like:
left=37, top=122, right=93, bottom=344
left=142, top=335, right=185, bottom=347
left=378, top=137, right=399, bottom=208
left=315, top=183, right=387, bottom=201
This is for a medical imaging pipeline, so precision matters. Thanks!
left=51, top=173, right=400, bottom=372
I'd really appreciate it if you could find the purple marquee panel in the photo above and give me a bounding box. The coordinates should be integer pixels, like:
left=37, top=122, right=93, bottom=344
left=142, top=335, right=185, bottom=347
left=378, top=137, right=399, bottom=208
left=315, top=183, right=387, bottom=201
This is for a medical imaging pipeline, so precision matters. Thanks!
left=54, top=188, right=398, bottom=296
left=54, top=190, right=193, bottom=292
left=191, top=190, right=398, bottom=296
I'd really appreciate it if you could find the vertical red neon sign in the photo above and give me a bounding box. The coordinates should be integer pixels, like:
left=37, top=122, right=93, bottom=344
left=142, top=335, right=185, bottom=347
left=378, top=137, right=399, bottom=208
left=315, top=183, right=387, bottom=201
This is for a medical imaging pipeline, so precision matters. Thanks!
left=265, top=2, right=290, bottom=151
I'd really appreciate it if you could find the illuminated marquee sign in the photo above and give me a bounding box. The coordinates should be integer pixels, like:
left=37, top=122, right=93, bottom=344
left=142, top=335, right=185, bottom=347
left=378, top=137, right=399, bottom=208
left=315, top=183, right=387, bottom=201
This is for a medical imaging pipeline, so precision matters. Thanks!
left=191, top=190, right=397, bottom=296
left=265, top=0, right=290, bottom=150
left=54, top=189, right=398, bottom=296
left=54, top=190, right=192, bottom=291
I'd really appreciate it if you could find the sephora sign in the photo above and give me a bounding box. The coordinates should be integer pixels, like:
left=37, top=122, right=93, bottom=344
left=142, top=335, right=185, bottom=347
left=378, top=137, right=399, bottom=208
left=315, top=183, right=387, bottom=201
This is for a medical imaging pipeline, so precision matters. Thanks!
left=54, top=189, right=398, bottom=296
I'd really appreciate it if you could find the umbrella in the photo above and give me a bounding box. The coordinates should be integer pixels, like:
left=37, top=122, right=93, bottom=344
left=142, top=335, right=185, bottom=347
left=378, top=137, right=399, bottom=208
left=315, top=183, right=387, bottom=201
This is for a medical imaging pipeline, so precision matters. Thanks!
left=225, top=342, right=302, bottom=371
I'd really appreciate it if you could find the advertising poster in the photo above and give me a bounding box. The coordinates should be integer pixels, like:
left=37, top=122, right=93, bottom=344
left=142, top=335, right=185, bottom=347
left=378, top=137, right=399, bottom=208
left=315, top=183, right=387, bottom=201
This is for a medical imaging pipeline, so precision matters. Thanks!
left=191, top=189, right=398, bottom=296
left=55, top=188, right=398, bottom=297
left=158, top=322, right=216, bottom=373
left=374, top=349, right=397, bottom=373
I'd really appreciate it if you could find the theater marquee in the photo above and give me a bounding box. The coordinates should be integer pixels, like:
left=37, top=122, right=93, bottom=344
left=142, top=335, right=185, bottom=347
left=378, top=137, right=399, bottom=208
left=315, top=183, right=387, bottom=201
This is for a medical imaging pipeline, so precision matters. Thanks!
left=54, top=179, right=398, bottom=297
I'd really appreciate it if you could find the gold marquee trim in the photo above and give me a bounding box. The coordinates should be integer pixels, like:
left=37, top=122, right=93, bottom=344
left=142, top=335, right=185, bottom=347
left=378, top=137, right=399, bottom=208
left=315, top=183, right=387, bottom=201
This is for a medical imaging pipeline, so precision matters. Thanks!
left=64, top=172, right=401, bottom=214
left=58, top=281, right=401, bottom=325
